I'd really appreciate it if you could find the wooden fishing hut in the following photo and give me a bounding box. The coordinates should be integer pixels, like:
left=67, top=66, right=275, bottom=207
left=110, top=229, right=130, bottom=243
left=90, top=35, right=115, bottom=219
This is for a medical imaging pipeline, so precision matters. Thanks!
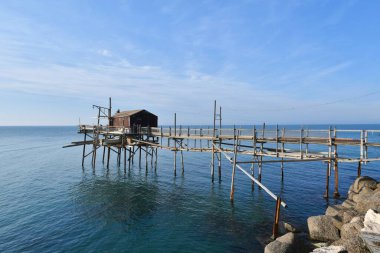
left=110, top=109, right=158, bottom=128
left=65, top=98, right=380, bottom=240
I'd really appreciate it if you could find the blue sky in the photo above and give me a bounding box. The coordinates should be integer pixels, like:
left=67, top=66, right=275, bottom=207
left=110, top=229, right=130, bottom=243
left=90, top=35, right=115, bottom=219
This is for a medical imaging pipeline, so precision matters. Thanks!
left=0, top=0, right=380, bottom=125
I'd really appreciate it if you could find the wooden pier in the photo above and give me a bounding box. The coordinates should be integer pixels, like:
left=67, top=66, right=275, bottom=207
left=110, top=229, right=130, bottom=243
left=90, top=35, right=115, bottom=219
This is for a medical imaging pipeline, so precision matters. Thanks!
left=64, top=98, right=380, bottom=239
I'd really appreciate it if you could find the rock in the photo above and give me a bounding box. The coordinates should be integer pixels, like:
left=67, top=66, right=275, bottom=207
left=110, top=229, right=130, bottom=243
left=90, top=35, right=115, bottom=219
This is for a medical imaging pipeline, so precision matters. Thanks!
left=326, top=205, right=346, bottom=217
left=264, top=240, right=292, bottom=253
left=308, top=215, right=340, bottom=242
left=350, top=216, right=364, bottom=224
left=331, top=215, right=344, bottom=230
left=283, top=222, right=297, bottom=233
left=332, top=237, right=368, bottom=253
left=352, top=188, right=373, bottom=203
left=341, top=200, right=356, bottom=209
left=355, top=191, right=380, bottom=214
left=342, top=209, right=359, bottom=224
left=362, top=209, right=380, bottom=233
left=278, top=221, right=298, bottom=235
left=353, top=176, right=377, bottom=193
left=266, top=232, right=314, bottom=253
left=312, top=245, right=347, bottom=253
left=340, top=220, right=363, bottom=240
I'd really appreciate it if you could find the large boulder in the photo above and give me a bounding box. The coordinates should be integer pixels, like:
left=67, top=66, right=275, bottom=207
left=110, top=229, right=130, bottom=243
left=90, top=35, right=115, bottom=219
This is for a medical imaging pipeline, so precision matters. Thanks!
left=355, top=191, right=380, bottom=214
left=264, top=232, right=314, bottom=253
left=340, top=219, right=363, bottom=240
left=362, top=209, right=380, bottom=233
left=312, top=245, right=347, bottom=253
left=326, top=205, right=346, bottom=217
left=352, top=187, right=373, bottom=203
left=308, top=215, right=340, bottom=242
left=341, top=199, right=356, bottom=209
left=353, top=176, right=377, bottom=193
left=337, top=218, right=369, bottom=253
left=264, top=240, right=292, bottom=253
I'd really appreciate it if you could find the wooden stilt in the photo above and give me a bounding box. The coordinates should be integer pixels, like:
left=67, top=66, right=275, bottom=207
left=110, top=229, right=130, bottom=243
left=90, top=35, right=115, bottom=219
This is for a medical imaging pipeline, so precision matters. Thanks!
left=272, top=197, right=281, bottom=239
left=218, top=106, right=222, bottom=182
left=357, top=161, right=362, bottom=177
left=82, top=130, right=86, bottom=167
left=102, top=145, right=106, bottom=164
left=324, top=162, right=330, bottom=199
left=154, top=147, right=158, bottom=172
left=128, top=147, right=131, bottom=170
left=181, top=150, right=184, bottom=175
left=211, top=100, right=216, bottom=182
left=230, top=127, right=237, bottom=202
left=146, top=146, right=148, bottom=173
left=124, top=147, right=126, bottom=173
left=139, top=146, right=142, bottom=169
left=281, top=159, right=284, bottom=181
left=107, top=147, right=110, bottom=169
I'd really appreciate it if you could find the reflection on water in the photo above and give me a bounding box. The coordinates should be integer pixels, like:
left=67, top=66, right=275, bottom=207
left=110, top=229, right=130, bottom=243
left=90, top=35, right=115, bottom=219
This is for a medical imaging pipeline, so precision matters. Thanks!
left=71, top=175, right=159, bottom=228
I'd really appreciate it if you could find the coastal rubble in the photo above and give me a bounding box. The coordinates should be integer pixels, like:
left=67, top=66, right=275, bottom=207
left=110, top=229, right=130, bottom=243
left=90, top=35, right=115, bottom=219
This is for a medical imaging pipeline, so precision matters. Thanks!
left=264, top=176, right=380, bottom=253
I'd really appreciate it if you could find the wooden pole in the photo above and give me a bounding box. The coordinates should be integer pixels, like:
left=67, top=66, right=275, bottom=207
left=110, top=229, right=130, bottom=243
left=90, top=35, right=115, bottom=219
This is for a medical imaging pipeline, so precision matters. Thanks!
left=211, top=100, right=216, bottom=182
left=102, top=145, right=106, bottom=164
left=107, top=146, right=110, bottom=169
left=139, top=146, right=142, bottom=169
left=272, top=197, right=281, bottom=239
left=230, top=127, right=237, bottom=202
left=128, top=147, right=131, bottom=170
left=154, top=147, right=158, bottom=172
left=146, top=146, right=148, bottom=173
left=218, top=106, right=222, bottom=182
left=324, top=162, right=330, bottom=199
left=333, top=128, right=340, bottom=198
left=174, top=113, right=177, bottom=176
left=357, top=161, right=362, bottom=177
left=82, top=130, right=86, bottom=167
left=124, top=147, right=126, bottom=173
left=181, top=150, right=184, bottom=175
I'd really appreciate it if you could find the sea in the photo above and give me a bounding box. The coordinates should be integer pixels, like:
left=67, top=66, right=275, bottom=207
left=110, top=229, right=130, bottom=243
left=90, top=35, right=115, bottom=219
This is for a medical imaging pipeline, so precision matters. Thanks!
left=0, top=125, right=379, bottom=252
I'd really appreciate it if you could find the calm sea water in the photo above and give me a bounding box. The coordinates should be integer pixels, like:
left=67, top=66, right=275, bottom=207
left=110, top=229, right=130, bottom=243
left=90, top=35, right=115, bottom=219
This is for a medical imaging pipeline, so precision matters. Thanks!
left=1, top=125, right=380, bottom=252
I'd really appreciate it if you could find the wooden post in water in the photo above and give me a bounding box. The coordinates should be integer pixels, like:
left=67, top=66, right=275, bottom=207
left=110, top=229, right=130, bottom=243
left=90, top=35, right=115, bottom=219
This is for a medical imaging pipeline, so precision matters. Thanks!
left=82, top=129, right=87, bottom=167
left=173, top=113, right=177, bottom=176
left=124, top=147, right=127, bottom=173
left=139, top=146, right=142, bottom=169
left=102, top=146, right=106, bottom=164
left=211, top=100, right=216, bottom=182
left=128, top=147, right=131, bottom=170
left=145, top=146, right=148, bottom=173
left=357, top=161, right=362, bottom=177
left=258, top=123, right=265, bottom=183
left=333, top=128, right=340, bottom=198
left=324, top=162, right=330, bottom=199
left=272, top=197, right=282, bottom=239
left=230, top=127, right=237, bottom=202
left=218, top=106, right=222, bottom=182
left=281, top=128, right=285, bottom=181
left=181, top=150, right=184, bottom=175
left=107, top=146, right=111, bottom=169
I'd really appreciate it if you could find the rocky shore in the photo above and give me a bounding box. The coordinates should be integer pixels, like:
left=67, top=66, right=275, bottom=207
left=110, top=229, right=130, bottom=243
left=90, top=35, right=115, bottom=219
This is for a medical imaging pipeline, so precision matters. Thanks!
left=265, top=176, right=380, bottom=253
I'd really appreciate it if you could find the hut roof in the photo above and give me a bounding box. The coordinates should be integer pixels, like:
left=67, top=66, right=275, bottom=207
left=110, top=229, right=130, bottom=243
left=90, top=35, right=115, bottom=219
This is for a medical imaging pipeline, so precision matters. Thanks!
left=113, top=109, right=156, bottom=118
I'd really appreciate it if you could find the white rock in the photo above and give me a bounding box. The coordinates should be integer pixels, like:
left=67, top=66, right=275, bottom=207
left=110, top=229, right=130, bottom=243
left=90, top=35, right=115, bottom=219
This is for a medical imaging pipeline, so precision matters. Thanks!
left=362, top=209, right=380, bottom=233
left=312, top=245, right=346, bottom=253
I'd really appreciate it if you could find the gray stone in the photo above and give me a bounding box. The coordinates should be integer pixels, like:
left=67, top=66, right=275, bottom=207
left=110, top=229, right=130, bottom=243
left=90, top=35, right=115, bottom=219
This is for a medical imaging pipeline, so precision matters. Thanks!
left=331, top=215, right=344, bottom=230
left=353, top=176, right=377, bottom=192
left=343, top=209, right=359, bottom=224
left=352, top=188, right=374, bottom=204
left=308, top=215, right=340, bottom=242
left=326, top=205, right=346, bottom=217
left=340, top=220, right=363, bottom=240
left=331, top=236, right=368, bottom=253
left=342, top=199, right=356, bottom=209
left=275, top=232, right=314, bottom=253
left=362, top=209, right=380, bottom=234
left=355, top=191, right=380, bottom=214
left=264, top=240, right=292, bottom=253
left=312, top=245, right=347, bottom=253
